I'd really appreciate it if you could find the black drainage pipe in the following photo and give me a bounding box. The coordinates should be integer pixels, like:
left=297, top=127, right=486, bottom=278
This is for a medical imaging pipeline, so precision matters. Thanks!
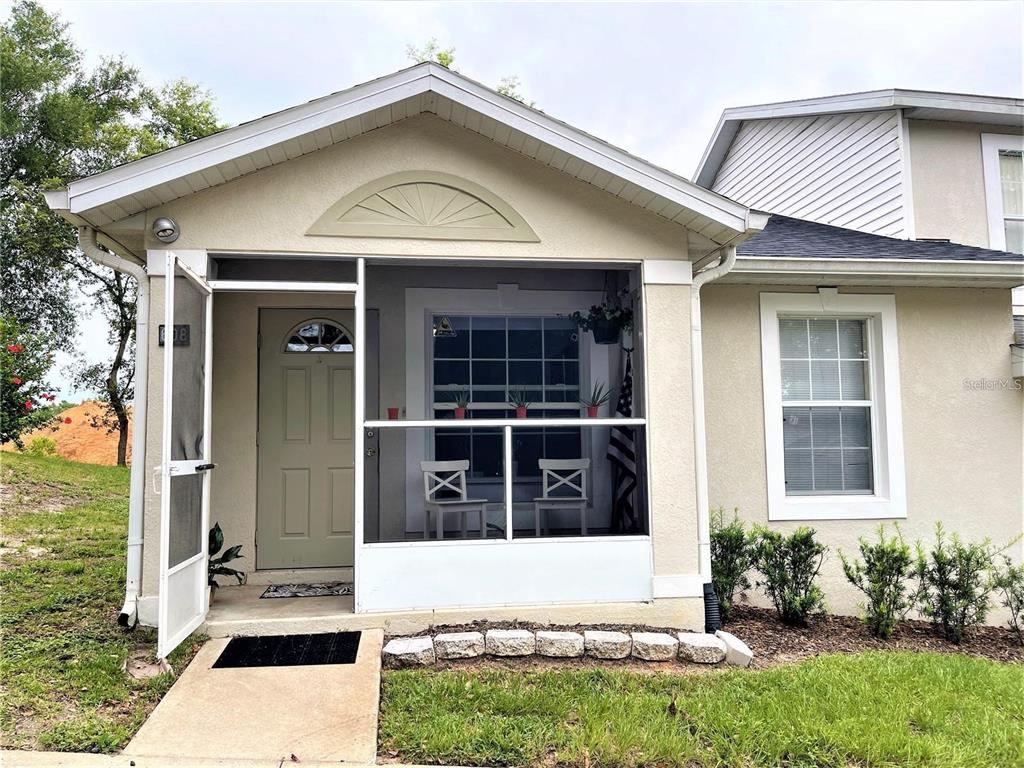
left=703, top=582, right=722, bottom=633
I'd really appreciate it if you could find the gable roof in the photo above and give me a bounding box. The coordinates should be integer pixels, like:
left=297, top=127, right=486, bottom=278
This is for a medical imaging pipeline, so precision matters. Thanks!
left=45, top=62, right=758, bottom=249
left=695, top=88, right=1024, bottom=187
left=738, top=214, right=1024, bottom=263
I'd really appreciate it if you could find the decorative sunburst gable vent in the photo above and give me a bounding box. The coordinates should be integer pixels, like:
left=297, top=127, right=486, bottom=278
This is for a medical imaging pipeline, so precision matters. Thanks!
left=307, top=171, right=538, bottom=242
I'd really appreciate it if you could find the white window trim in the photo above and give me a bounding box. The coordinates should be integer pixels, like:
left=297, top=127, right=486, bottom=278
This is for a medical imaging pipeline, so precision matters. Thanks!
left=760, top=291, right=906, bottom=521
left=981, top=133, right=1024, bottom=252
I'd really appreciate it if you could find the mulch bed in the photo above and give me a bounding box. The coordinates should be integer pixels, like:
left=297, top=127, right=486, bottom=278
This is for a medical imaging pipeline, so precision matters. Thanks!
left=388, top=607, right=1023, bottom=672
left=726, top=605, right=1024, bottom=667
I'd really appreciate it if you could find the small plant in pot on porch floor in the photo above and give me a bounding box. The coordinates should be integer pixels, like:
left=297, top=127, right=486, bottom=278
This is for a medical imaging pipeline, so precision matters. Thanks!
left=580, top=381, right=611, bottom=418
left=208, top=522, right=247, bottom=603
left=508, top=390, right=532, bottom=418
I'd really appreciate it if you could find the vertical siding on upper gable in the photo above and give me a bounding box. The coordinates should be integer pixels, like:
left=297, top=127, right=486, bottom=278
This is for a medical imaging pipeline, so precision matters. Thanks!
left=712, top=110, right=906, bottom=238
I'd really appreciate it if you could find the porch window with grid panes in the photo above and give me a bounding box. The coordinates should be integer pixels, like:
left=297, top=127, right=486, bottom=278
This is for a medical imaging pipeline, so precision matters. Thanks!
left=779, top=317, right=873, bottom=495
left=431, top=315, right=582, bottom=481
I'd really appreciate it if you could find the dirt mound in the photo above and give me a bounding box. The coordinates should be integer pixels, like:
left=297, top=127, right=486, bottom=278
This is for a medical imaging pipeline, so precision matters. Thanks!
left=1, top=401, right=133, bottom=466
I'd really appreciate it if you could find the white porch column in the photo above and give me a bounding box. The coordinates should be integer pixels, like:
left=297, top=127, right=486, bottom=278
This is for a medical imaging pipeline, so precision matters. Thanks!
left=641, top=260, right=703, bottom=599
left=353, top=258, right=366, bottom=611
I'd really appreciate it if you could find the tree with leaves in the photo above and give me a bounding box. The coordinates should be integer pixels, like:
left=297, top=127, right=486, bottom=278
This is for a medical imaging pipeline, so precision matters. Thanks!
left=0, top=316, right=63, bottom=445
left=1, top=1, right=223, bottom=464
left=406, top=39, right=534, bottom=107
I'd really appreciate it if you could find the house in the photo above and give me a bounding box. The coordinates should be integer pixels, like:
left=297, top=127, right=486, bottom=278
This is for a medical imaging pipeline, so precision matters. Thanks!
left=45, top=66, right=1023, bottom=659
left=694, top=90, right=1024, bottom=612
left=694, top=88, right=1023, bottom=249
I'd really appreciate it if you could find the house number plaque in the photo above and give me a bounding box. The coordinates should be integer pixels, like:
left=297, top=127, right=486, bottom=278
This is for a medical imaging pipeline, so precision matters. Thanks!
left=158, top=324, right=191, bottom=347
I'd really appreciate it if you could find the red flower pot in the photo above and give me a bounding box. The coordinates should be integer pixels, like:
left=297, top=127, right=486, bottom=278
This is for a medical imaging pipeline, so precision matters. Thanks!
left=454, top=407, right=466, bottom=419
left=586, top=405, right=599, bottom=418
left=516, top=406, right=528, bottom=419
left=387, top=407, right=400, bottom=420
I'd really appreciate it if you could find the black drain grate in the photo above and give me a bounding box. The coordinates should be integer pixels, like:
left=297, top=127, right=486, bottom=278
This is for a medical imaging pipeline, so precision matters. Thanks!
left=213, top=631, right=361, bottom=668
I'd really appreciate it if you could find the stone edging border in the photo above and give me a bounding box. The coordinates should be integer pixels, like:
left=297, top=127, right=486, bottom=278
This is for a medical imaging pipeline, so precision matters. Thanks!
left=383, top=629, right=753, bottom=668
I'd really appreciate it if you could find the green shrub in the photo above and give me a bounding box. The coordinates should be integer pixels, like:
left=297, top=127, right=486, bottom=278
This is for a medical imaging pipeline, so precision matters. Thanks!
left=914, top=524, right=995, bottom=644
left=710, top=508, right=753, bottom=622
left=993, top=557, right=1024, bottom=645
left=23, top=435, right=57, bottom=457
left=840, top=524, right=914, bottom=638
left=752, top=526, right=827, bottom=626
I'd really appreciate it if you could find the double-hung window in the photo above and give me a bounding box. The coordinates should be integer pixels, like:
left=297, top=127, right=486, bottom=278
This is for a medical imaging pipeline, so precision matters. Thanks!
left=981, top=133, right=1024, bottom=254
left=760, top=292, right=906, bottom=520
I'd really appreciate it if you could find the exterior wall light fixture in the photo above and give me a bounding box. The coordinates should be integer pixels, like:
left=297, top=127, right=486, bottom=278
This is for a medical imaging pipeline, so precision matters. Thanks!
left=152, top=217, right=180, bottom=244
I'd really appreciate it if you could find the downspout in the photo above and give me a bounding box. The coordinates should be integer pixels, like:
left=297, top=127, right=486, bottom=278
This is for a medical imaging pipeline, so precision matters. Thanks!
left=79, top=227, right=149, bottom=628
left=691, top=241, right=740, bottom=629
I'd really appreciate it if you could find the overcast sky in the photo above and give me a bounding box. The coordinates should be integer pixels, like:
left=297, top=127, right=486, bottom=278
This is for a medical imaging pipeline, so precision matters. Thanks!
left=11, top=0, right=1024, bottom=400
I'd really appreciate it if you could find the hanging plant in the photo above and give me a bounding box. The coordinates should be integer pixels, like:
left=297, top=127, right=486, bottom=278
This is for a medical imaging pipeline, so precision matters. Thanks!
left=569, top=287, right=634, bottom=345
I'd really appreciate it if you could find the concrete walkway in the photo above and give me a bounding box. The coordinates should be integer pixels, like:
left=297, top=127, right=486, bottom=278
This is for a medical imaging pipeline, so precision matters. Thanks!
left=2, top=752, right=380, bottom=767
left=2, top=752, right=471, bottom=768
left=122, top=629, right=383, bottom=764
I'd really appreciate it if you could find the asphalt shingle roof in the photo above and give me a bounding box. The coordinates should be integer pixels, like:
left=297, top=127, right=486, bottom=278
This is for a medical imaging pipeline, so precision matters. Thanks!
left=738, top=215, right=1024, bottom=263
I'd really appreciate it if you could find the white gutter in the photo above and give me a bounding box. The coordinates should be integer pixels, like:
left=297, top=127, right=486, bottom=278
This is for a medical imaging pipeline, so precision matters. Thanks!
left=690, top=244, right=739, bottom=583
left=78, top=227, right=149, bottom=627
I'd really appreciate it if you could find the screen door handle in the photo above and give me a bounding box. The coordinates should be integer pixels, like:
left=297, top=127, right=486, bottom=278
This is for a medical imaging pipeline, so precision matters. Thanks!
left=195, top=463, right=216, bottom=472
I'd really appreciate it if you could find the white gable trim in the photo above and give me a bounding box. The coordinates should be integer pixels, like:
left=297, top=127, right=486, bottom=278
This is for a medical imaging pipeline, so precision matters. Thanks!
left=66, top=67, right=433, bottom=213
left=53, top=63, right=752, bottom=236
left=696, top=89, right=1024, bottom=188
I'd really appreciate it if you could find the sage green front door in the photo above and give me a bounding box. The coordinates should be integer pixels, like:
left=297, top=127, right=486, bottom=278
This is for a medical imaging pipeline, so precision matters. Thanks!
left=257, top=309, right=355, bottom=569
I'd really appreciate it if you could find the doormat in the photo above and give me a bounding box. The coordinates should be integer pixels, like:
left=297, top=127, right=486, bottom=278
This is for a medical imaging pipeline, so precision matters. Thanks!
left=259, top=581, right=354, bottom=599
left=213, top=631, right=361, bottom=668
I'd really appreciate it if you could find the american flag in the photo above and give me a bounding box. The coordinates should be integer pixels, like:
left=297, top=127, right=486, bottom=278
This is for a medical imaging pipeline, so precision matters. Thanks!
left=607, top=352, right=638, bottom=533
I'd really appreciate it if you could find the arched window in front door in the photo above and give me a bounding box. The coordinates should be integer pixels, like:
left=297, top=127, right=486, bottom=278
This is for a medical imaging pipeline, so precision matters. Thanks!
left=283, top=319, right=354, bottom=353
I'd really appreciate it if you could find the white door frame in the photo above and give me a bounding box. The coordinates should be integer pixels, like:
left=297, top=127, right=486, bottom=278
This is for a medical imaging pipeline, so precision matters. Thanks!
left=207, top=263, right=366, bottom=610
left=157, top=252, right=214, bottom=660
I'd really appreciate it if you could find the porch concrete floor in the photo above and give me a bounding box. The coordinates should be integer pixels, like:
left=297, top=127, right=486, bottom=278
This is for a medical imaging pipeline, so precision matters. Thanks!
left=124, top=629, right=383, bottom=764
left=205, top=584, right=371, bottom=637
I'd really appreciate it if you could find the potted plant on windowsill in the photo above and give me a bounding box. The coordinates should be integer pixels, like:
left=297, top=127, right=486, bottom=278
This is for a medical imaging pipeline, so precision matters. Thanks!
left=580, top=381, right=611, bottom=418
left=569, top=289, right=634, bottom=345
left=454, top=389, right=470, bottom=419
left=508, top=390, right=532, bottom=419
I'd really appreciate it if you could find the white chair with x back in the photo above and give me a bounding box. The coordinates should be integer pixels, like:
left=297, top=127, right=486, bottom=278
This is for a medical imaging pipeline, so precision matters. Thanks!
left=420, top=460, right=489, bottom=540
left=533, top=458, right=590, bottom=537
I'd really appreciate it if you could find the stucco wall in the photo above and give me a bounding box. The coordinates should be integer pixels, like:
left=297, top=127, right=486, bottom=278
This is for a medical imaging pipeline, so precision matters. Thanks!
left=644, top=284, right=699, bottom=578
left=142, top=114, right=689, bottom=263
left=701, top=283, right=1024, bottom=617
left=908, top=119, right=1024, bottom=249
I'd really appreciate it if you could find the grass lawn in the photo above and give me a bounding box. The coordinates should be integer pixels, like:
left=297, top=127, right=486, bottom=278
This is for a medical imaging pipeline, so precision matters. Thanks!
left=0, top=453, right=202, bottom=753
left=381, top=652, right=1024, bottom=767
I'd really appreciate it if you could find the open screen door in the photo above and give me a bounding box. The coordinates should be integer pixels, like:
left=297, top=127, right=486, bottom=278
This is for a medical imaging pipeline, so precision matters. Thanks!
left=157, top=253, right=213, bottom=660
